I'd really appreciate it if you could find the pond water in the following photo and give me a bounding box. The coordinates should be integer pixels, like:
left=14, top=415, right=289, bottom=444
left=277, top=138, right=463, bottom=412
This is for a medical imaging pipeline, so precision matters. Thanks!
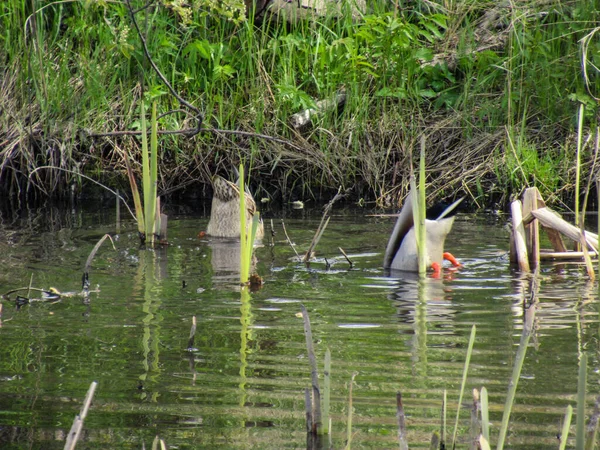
left=0, top=203, right=598, bottom=449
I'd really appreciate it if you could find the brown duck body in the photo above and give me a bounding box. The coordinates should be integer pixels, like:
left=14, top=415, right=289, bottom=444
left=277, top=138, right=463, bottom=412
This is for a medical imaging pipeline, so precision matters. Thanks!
left=206, top=175, right=265, bottom=240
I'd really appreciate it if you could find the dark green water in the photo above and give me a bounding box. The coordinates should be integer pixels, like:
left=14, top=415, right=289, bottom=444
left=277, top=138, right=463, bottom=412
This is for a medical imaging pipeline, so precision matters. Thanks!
left=0, top=204, right=598, bottom=449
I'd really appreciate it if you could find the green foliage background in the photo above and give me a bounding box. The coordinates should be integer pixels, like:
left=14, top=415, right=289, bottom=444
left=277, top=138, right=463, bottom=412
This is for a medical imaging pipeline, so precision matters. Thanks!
left=1, top=0, right=599, bottom=207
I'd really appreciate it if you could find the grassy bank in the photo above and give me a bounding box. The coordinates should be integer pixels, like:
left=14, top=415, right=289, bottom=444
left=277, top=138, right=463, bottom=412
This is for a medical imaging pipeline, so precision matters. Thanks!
left=0, top=0, right=599, bottom=209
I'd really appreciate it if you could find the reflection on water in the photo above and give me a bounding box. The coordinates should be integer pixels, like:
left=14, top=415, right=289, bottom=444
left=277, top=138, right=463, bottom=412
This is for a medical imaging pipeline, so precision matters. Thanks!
left=0, top=206, right=598, bottom=449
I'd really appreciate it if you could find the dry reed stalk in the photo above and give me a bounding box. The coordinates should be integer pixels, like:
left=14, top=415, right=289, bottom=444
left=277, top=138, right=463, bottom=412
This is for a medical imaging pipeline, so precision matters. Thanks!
left=64, top=381, right=98, bottom=450
left=187, top=316, right=197, bottom=350
left=301, top=304, right=321, bottom=435
left=303, top=186, right=344, bottom=263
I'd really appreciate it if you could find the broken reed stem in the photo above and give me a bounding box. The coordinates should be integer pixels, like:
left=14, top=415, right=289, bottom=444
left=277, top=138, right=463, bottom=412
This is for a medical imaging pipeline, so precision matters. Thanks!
left=322, top=348, right=331, bottom=435
left=496, top=275, right=539, bottom=450
left=575, top=103, right=584, bottom=227
left=115, top=188, right=121, bottom=234
left=338, top=247, right=353, bottom=267
left=344, top=372, right=357, bottom=450
left=441, top=389, right=447, bottom=448
left=269, top=219, right=275, bottom=247
left=281, top=220, right=300, bottom=258
left=430, top=433, right=440, bottom=450
left=84, top=234, right=116, bottom=276
left=303, top=216, right=330, bottom=263
left=452, top=325, right=477, bottom=449
left=301, top=304, right=321, bottom=434
left=187, top=316, right=197, bottom=350
left=480, top=387, right=490, bottom=443
left=558, top=405, right=573, bottom=450
left=576, top=353, right=588, bottom=448
left=305, top=388, right=313, bottom=433
left=64, top=381, right=98, bottom=450
left=303, top=186, right=344, bottom=263
left=397, top=392, right=408, bottom=450
left=471, top=389, right=481, bottom=449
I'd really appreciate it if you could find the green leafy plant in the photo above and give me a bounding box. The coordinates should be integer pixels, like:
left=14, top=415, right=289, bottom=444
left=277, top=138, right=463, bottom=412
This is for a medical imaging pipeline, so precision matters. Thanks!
left=238, top=164, right=259, bottom=285
left=125, top=101, right=162, bottom=246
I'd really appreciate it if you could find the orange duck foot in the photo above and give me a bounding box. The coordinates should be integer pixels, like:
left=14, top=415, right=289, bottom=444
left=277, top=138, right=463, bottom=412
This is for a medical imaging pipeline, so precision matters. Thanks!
left=443, top=252, right=460, bottom=267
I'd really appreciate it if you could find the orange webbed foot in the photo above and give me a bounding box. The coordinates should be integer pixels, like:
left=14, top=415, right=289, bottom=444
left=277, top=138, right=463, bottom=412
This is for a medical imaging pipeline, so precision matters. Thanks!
left=443, top=252, right=460, bottom=267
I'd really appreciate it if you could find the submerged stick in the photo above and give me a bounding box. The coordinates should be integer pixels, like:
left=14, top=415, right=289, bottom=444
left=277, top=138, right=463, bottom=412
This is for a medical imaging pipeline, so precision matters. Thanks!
left=64, top=381, right=98, bottom=450
left=301, top=304, right=321, bottom=434
left=397, top=392, right=408, bottom=450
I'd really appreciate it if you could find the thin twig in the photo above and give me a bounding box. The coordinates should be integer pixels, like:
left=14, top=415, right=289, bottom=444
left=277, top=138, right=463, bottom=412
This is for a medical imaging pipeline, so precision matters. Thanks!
left=281, top=220, right=300, bottom=257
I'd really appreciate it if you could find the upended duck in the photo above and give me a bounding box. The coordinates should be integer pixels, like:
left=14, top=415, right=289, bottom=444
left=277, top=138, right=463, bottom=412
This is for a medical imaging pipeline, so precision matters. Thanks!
left=206, top=175, right=265, bottom=240
left=383, top=192, right=462, bottom=274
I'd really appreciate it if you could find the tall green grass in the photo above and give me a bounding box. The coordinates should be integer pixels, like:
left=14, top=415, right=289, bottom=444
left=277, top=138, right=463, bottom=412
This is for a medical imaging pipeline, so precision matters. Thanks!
left=239, top=164, right=260, bottom=285
left=1, top=0, right=600, bottom=204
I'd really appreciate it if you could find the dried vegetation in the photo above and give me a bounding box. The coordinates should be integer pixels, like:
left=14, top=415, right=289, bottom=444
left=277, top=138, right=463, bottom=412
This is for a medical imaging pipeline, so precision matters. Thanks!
left=0, top=0, right=599, bottom=208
